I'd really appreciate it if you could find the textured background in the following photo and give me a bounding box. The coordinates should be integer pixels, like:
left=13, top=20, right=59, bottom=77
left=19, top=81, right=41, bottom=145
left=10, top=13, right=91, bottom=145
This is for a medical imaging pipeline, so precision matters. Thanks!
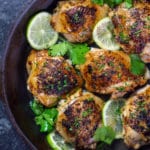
left=0, top=0, right=33, bottom=149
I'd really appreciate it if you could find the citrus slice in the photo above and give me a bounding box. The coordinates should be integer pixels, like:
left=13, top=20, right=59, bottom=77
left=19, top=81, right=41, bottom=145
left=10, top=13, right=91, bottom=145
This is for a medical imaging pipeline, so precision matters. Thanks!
left=93, top=17, right=120, bottom=50
left=26, top=12, right=58, bottom=50
left=102, top=99, right=125, bottom=139
left=47, top=131, right=75, bottom=150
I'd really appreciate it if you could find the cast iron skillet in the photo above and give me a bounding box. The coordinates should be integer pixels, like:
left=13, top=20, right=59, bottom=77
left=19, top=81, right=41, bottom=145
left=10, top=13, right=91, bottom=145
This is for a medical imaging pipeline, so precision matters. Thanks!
left=1, top=0, right=150, bottom=149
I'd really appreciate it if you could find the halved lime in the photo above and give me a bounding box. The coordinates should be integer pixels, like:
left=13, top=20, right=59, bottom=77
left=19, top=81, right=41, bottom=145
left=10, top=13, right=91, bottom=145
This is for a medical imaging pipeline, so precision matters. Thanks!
left=47, top=131, right=75, bottom=150
left=26, top=12, right=58, bottom=50
left=102, top=99, right=125, bottom=139
left=93, top=17, right=120, bottom=50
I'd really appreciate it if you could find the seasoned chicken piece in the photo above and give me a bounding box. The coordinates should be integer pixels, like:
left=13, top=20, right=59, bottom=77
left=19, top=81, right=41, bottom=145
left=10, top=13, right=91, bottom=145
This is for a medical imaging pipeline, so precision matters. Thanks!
left=109, top=1, right=150, bottom=62
left=80, top=48, right=147, bottom=99
left=122, top=85, right=150, bottom=149
left=56, top=89, right=104, bottom=149
left=26, top=50, right=83, bottom=107
left=51, top=0, right=109, bottom=43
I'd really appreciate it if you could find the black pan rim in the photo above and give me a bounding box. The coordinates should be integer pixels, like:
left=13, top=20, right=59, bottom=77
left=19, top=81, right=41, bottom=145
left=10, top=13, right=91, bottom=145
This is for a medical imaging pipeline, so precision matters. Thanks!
left=2, top=0, right=55, bottom=149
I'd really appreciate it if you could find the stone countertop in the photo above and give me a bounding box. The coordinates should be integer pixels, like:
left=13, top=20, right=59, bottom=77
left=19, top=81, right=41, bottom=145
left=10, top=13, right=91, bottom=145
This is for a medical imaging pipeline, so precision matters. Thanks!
left=0, top=0, right=33, bottom=149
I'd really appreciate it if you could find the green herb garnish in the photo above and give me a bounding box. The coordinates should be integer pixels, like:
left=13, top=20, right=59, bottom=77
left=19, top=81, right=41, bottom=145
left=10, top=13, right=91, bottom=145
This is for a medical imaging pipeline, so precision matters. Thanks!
left=92, top=0, right=132, bottom=8
left=94, top=126, right=116, bottom=145
left=130, top=54, right=145, bottom=75
left=48, top=41, right=90, bottom=65
left=30, top=100, right=58, bottom=132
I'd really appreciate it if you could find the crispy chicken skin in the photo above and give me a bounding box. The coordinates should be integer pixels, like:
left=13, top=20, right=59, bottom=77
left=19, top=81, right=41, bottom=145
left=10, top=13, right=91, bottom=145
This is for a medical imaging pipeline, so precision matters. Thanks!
left=26, top=50, right=83, bottom=107
left=122, top=85, right=150, bottom=149
left=51, top=0, right=109, bottom=43
left=109, top=1, right=150, bottom=62
left=80, top=48, right=147, bottom=99
left=56, top=89, right=104, bottom=149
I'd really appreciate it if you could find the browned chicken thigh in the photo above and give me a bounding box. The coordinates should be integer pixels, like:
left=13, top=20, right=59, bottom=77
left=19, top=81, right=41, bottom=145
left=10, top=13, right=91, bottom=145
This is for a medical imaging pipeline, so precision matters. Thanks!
left=26, top=50, right=83, bottom=107
left=51, top=0, right=109, bottom=43
left=56, top=89, right=104, bottom=149
left=109, top=1, right=150, bottom=63
left=80, top=48, right=147, bottom=99
left=122, top=85, right=150, bottom=149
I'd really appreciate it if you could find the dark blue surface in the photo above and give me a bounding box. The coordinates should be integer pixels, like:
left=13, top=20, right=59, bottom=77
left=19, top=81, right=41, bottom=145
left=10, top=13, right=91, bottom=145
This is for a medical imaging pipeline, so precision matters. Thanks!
left=0, top=0, right=33, bottom=149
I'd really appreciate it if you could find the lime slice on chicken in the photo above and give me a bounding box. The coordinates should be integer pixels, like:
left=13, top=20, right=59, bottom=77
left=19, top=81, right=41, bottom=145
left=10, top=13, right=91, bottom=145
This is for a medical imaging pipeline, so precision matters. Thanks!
left=102, top=99, right=125, bottom=139
left=26, top=12, right=58, bottom=50
left=47, top=131, right=75, bottom=150
left=93, top=17, right=120, bottom=50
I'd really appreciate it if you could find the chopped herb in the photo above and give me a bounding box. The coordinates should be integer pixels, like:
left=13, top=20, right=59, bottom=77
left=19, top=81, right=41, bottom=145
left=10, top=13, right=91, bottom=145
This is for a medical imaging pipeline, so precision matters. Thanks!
left=134, top=30, right=142, bottom=36
left=82, top=108, right=93, bottom=117
left=119, top=32, right=130, bottom=43
left=146, top=16, right=150, bottom=21
left=88, top=97, right=94, bottom=101
left=130, top=54, right=145, bottom=75
left=74, top=118, right=80, bottom=128
left=117, top=73, right=122, bottom=79
left=109, top=61, right=114, bottom=67
left=99, top=64, right=105, bottom=70
left=94, top=126, right=116, bottom=145
left=116, top=86, right=125, bottom=92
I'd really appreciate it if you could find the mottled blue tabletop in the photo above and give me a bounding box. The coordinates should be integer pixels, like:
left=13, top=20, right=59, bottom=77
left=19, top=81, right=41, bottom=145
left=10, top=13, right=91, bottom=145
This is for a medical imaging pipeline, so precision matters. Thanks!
left=0, top=0, right=33, bottom=149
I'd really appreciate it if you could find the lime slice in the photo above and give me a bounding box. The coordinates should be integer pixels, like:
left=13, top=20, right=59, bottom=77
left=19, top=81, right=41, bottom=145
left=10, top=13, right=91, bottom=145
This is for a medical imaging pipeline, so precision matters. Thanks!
left=27, top=12, right=58, bottom=50
left=47, top=131, right=75, bottom=150
left=102, top=99, right=125, bottom=139
left=93, top=17, right=120, bottom=50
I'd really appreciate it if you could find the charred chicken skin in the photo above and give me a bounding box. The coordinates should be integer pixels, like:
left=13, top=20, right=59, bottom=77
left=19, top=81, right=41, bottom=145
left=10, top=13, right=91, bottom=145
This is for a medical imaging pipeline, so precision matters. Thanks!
left=26, top=50, right=83, bottom=107
left=122, top=85, right=150, bottom=149
left=109, top=1, right=150, bottom=63
left=56, top=89, right=104, bottom=149
left=80, top=48, right=147, bottom=99
left=51, top=0, right=109, bottom=43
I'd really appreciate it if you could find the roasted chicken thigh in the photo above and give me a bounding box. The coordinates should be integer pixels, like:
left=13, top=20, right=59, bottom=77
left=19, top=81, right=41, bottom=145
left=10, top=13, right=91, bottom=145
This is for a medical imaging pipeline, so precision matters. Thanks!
left=109, top=1, right=150, bottom=63
left=51, top=0, right=109, bottom=43
left=122, top=85, right=150, bottom=149
left=26, top=50, right=83, bottom=107
left=80, top=48, right=147, bottom=99
left=56, top=89, right=104, bottom=149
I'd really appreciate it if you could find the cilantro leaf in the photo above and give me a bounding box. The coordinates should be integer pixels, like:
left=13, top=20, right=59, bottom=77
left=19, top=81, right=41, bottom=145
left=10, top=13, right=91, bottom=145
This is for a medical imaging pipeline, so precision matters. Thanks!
left=30, top=100, right=58, bottom=133
left=48, top=41, right=70, bottom=56
left=29, top=100, right=44, bottom=115
left=130, top=54, right=145, bottom=75
left=68, top=43, right=90, bottom=65
left=48, top=41, right=90, bottom=65
left=125, top=0, right=133, bottom=8
left=94, top=126, right=116, bottom=145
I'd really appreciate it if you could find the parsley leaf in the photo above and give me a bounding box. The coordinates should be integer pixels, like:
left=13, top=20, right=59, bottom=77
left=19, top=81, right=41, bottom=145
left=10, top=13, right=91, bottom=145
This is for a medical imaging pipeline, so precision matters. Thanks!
left=130, top=54, right=145, bottom=75
left=48, top=41, right=90, bottom=65
left=94, top=126, right=116, bottom=145
left=30, top=100, right=58, bottom=133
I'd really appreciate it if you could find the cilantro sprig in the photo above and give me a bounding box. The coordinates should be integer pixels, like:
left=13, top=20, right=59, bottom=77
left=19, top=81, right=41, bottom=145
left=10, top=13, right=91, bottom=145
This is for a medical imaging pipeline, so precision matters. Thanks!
left=92, top=0, right=133, bottom=8
left=48, top=40, right=90, bottom=65
left=130, top=54, right=145, bottom=75
left=94, top=126, right=116, bottom=145
left=30, top=100, right=58, bottom=133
